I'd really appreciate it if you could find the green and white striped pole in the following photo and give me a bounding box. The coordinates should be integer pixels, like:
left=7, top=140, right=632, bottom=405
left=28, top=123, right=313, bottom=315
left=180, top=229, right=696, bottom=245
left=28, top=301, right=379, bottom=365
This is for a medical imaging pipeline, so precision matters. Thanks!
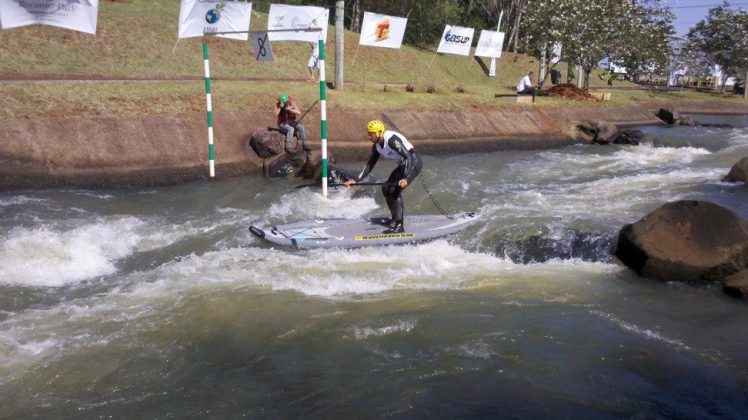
left=202, top=37, right=216, bottom=178
left=319, top=37, right=328, bottom=197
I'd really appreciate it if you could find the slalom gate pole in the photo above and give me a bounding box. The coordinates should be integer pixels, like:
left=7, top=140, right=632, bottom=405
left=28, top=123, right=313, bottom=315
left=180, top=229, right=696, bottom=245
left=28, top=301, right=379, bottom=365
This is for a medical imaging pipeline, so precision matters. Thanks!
left=202, top=37, right=215, bottom=178
left=319, top=37, right=328, bottom=197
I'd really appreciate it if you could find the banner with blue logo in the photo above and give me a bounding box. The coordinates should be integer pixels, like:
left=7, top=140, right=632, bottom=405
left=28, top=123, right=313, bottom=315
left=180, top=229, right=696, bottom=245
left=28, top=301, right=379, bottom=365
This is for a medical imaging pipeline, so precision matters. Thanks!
left=178, top=0, right=252, bottom=40
left=436, top=25, right=474, bottom=56
left=0, top=0, right=99, bottom=34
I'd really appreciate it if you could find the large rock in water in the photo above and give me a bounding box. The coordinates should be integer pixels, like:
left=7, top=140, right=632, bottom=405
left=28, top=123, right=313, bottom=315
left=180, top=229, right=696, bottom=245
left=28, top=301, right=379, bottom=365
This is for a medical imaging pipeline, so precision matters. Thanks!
left=248, top=128, right=285, bottom=159
left=614, top=200, right=748, bottom=284
left=576, top=121, right=619, bottom=144
left=723, top=269, right=748, bottom=298
left=724, top=157, right=748, bottom=183
left=655, top=108, right=680, bottom=125
left=608, top=129, right=651, bottom=146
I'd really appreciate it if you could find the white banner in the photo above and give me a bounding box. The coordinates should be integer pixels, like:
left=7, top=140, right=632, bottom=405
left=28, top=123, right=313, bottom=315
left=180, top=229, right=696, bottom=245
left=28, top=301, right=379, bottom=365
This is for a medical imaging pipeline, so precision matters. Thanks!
left=474, top=30, right=504, bottom=58
left=551, top=42, right=562, bottom=64
left=436, top=25, right=474, bottom=56
left=267, top=4, right=328, bottom=43
left=359, top=11, right=407, bottom=49
left=0, top=0, right=99, bottom=34
left=178, top=1, right=252, bottom=41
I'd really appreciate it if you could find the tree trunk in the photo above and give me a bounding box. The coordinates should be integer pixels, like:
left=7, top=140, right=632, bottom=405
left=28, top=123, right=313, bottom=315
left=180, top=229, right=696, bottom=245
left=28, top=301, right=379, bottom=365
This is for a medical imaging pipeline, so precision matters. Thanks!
left=350, top=0, right=360, bottom=33
left=583, top=66, right=592, bottom=91
left=745, top=69, right=747, bottom=100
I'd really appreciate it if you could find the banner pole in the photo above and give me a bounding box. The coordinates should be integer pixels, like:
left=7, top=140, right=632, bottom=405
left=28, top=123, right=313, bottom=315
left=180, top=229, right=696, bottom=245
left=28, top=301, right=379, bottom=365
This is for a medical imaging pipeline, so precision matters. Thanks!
left=489, top=10, right=503, bottom=77
left=427, top=52, right=438, bottom=70
left=350, top=44, right=361, bottom=69
left=202, top=37, right=215, bottom=178
left=319, top=37, right=328, bottom=197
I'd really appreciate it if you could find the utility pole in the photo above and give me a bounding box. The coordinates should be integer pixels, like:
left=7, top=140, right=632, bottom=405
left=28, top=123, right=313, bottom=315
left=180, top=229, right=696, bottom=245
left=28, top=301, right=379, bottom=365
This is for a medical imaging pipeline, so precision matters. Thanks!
left=335, top=1, right=344, bottom=90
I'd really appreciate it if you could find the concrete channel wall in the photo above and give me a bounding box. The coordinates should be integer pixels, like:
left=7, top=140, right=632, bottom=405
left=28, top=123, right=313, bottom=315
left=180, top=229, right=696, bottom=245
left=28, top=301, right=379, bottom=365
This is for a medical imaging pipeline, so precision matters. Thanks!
left=0, top=101, right=744, bottom=189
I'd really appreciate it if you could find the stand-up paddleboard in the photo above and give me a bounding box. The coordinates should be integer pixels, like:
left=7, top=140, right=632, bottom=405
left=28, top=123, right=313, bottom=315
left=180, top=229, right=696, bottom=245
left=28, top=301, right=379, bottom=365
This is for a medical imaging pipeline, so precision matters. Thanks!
left=249, top=213, right=479, bottom=249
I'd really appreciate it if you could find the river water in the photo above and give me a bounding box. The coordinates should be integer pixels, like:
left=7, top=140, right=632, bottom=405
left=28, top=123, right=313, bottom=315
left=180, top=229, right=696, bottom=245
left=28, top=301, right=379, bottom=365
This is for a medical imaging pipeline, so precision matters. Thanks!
left=1, top=115, right=747, bottom=417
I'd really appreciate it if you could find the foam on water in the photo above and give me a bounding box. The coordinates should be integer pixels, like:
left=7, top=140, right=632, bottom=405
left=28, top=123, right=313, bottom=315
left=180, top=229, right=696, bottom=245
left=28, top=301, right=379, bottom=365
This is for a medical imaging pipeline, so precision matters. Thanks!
left=267, top=187, right=381, bottom=222
left=590, top=310, right=690, bottom=350
left=353, top=320, right=417, bottom=340
left=484, top=166, right=726, bottom=223
left=0, top=195, right=51, bottom=211
left=0, top=240, right=620, bottom=372
left=0, top=217, right=147, bottom=287
left=521, top=144, right=712, bottom=180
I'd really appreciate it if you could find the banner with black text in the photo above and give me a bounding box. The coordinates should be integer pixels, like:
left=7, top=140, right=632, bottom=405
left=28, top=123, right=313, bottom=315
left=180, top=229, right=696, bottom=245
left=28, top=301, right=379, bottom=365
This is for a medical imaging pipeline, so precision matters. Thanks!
left=0, top=0, right=99, bottom=34
left=267, top=4, right=328, bottom=43
left=474, top=30, right=505, bottom=58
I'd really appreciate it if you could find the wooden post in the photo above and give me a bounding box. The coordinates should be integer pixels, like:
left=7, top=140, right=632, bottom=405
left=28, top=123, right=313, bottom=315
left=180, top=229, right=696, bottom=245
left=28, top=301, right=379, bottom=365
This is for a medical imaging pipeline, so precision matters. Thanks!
left=335, top=1, right=344, bottom=90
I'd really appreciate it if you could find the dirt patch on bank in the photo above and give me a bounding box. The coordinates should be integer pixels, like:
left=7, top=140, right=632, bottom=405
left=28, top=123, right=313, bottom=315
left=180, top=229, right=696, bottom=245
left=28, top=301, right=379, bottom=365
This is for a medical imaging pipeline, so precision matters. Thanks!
left=546, top=84, right=599, bottom=101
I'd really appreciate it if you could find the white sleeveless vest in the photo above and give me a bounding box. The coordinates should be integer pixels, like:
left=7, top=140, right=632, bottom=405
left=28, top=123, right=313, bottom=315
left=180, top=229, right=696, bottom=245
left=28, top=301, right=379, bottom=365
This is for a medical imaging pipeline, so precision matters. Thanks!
left=376, top=131, right=415, bottom=161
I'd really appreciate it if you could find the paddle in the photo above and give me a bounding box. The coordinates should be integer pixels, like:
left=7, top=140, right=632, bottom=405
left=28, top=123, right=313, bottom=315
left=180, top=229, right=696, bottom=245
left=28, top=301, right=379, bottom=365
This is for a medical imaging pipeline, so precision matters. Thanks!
left=296, top=99, right=319, bottom=123
left=293, top=181, right=392, bottom=189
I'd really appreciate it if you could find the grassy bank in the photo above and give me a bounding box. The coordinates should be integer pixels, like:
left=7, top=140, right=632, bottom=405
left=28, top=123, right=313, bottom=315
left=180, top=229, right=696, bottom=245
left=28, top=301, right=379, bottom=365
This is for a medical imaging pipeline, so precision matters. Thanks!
left=0, top=0, right=745, bottom=119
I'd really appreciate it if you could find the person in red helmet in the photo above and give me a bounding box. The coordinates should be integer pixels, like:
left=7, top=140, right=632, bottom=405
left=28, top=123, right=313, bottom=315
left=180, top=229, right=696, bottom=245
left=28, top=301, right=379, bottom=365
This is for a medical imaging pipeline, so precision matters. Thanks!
left=345, top=120, right=422, bottom=234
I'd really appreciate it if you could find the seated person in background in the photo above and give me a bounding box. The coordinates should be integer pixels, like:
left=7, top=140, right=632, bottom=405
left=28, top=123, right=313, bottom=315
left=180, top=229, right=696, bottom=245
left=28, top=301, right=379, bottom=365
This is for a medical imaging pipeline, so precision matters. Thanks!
left=516, top=71, right=538, bottom=103
left=274, top=93, right=311, bottom=153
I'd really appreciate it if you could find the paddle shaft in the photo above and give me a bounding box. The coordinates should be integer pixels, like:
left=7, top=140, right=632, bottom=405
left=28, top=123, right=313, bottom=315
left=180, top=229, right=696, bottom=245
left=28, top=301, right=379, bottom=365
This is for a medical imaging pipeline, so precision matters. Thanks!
left=296, top=99, right=319, bottom=123
left=294, top=181, right=393, bottom=189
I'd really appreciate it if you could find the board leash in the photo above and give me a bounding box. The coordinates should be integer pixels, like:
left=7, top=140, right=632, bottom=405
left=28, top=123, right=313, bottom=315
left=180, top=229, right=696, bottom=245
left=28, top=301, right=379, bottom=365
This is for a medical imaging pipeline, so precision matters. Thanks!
left=419, top=177, right=455, bottom=220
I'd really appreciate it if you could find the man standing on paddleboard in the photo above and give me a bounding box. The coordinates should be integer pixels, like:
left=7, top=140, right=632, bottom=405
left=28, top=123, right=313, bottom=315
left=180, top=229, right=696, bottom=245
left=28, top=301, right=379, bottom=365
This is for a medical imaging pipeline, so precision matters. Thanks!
left=345, top=120, right=422, bottom=233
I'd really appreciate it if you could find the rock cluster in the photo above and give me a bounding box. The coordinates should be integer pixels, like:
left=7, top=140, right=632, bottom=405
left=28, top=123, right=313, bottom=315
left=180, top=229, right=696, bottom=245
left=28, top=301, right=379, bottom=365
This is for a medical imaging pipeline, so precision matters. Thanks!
left=614, top=200, right=748, bottom=297
left=575, top=121, right=650, bottom=145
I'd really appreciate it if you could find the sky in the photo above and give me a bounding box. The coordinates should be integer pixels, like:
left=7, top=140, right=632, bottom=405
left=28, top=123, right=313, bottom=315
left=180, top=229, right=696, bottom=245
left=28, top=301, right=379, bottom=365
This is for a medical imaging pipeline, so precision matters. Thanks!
left=666, top=0, right=748, bottom=37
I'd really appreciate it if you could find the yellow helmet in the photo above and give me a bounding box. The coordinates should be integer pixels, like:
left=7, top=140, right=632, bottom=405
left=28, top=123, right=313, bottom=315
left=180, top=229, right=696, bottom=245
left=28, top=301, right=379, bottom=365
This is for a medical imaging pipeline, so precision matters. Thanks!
left=366, top=120, right=385, bottom=137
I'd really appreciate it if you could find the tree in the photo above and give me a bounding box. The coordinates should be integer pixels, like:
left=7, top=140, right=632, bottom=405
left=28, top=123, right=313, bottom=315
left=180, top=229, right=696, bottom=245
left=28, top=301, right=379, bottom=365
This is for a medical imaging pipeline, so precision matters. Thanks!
left=521, top=0, right=673, bottom=90
left=682, top=2, right=748, bottom=92
left=608, top=2, right=675, bottom=84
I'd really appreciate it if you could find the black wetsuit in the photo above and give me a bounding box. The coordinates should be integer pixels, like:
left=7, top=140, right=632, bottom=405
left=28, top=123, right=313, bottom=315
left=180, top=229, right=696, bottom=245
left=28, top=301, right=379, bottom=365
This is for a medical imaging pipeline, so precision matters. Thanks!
left=356, top=131, right=422, bottom=225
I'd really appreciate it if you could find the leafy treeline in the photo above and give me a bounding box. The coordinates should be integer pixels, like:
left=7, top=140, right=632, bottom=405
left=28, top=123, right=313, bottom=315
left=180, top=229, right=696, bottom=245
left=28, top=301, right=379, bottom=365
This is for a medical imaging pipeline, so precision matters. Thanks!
left=678, top=4, right=748, bottom=91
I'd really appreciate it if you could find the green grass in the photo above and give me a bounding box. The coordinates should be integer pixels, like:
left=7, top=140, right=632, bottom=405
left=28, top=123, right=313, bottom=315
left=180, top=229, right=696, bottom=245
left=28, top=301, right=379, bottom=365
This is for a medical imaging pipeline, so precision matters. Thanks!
left=0, top=0, right=744, bottom=119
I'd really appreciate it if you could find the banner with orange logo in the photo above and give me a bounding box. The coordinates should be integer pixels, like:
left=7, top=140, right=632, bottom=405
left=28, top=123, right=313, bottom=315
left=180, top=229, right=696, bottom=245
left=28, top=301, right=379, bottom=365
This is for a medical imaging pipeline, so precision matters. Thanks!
left=359, top=11, right=407, bottom=49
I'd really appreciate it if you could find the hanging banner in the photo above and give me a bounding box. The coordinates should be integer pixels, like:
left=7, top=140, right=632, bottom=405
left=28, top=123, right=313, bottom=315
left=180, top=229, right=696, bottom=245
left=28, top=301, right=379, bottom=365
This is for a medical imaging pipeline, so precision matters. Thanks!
left=267, top=4, right=329, bottom=43
left=474, top=30, right=505, bottom=58
left=178, top=0, right=252, bottom=40
left=436, top=25, right=474, bottom=56
left=0, top=0, right=99, bottom=34
left=551, top=42, right=562, bottom=64
left=358, top=11, right=407, bottom=49
left=250, top=32, right=274, bottom=62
